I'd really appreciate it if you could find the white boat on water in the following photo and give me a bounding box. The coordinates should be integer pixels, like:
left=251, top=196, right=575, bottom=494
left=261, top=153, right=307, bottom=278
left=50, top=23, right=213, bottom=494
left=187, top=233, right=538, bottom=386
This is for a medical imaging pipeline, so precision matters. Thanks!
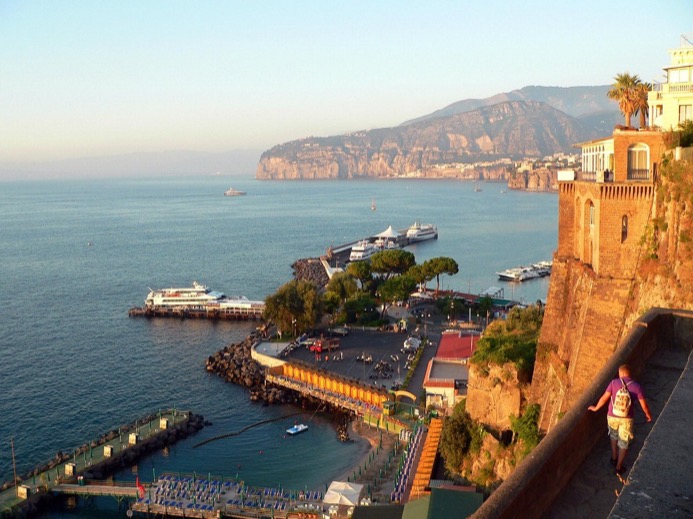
left=349, top=240, right=379, bottom=261
left=224, top=187, right=246, bottom=196
left=144, top=281, right=264, bottom=313
left=496, top=266, right=541, bottom=282
left=406, top=221, right=438, bottom=243
left=286, top=424, right=308, bottom=435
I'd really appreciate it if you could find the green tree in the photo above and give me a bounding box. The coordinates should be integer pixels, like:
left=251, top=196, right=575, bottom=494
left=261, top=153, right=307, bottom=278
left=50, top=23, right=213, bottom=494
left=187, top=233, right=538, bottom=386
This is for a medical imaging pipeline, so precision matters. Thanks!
left=422, top=257, right=459, bottom=294
left=346, top=260, right=373, bottom=291
left=323, top=271, right=358, bottom=322
left=343, top=293, right=378, bottom=324
left=634, top=82, right=651, bottom=128
left=378, top=275, right=416, bottom=318
left=407, top=263, right=432, bottom=292
left=607, top=72, right=642, bottom=127
left=263, top=279, right=322, bottom=336
left=370, top=249, right=416, bottom=280
left=439, top=401, right=484, bottom=475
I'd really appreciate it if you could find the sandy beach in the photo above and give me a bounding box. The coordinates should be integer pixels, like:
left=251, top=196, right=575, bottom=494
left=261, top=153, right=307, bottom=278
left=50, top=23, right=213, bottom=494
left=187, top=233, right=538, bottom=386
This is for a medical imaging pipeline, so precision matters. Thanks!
left=332, top=418, right=401, bottom=503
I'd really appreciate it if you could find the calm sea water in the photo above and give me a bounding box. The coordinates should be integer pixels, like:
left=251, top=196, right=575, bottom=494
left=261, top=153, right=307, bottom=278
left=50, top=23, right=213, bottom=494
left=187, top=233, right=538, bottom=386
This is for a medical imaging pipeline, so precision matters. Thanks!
left=0, top=176, right=556, bottom=516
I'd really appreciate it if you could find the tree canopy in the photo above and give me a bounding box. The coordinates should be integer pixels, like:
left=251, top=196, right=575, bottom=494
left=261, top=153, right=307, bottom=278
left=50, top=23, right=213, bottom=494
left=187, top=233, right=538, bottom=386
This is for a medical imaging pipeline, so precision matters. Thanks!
left=370, top=249, right=416, bottom=279
left=607, top=72, right=645, bottom=127
left=263, top=279, right=322, bottom=336
left=422, top=257, right=459, bottom=294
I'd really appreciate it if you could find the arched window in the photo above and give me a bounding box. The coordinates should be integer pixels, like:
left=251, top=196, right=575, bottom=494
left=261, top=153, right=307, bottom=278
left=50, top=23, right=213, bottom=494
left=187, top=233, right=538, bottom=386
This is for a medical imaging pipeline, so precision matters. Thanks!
left=627, top=143, right=649, bottom=180
left=589, top=202, right=595, bottom=227
left=621, top=215, right=628, bottom=243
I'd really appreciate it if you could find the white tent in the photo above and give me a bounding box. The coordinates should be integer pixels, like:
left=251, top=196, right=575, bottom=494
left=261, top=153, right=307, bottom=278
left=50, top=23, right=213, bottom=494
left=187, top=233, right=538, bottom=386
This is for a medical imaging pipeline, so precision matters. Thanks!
left=374, top=225, right=399, bottom=239
left=323, top=481, right=364, bottom=507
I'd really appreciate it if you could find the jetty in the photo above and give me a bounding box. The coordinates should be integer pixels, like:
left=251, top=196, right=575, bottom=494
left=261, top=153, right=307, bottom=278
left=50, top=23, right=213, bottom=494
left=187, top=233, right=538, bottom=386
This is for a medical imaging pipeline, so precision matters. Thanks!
left=128, top=305, right=264, bottom=320
left=0, top=409, right=204, bottom=518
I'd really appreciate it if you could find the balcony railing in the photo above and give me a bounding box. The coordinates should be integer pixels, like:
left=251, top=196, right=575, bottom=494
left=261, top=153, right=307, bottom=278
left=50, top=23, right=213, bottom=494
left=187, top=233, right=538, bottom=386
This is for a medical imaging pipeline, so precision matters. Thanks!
left=576, top=171, right=596, bottom=182
left=627, top=168, right=650, bottom=180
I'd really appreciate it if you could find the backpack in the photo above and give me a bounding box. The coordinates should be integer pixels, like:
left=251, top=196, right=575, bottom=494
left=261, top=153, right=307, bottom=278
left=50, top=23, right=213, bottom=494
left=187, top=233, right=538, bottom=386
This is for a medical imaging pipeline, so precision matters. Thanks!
left=612, top=378, right=632, bottom=417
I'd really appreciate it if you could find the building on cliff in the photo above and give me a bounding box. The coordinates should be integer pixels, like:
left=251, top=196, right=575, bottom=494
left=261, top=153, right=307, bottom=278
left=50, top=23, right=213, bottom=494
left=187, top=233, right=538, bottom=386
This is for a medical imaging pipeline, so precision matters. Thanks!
left=527, top=36, right=693, bottom=431
left=649, top=33, right=693, bottom=131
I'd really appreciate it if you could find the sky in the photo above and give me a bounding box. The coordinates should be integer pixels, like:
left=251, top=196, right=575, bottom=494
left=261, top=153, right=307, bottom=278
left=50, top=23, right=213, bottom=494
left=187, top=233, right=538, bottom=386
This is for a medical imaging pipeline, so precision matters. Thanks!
left=0, top=0, right=690, bottom=170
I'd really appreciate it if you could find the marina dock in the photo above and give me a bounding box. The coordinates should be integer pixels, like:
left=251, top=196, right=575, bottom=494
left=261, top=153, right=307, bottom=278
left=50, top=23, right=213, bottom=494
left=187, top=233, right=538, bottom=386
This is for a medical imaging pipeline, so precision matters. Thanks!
left=0, top=410, right=203, bottom=518
left=128, top=306, right=264, bottom=320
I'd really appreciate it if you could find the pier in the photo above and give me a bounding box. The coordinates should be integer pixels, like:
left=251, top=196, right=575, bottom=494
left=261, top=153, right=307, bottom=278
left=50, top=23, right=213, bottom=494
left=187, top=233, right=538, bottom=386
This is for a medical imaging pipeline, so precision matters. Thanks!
left=128, top=306, right=264, bottom=320
left=0, top=410, right=204, bottom=518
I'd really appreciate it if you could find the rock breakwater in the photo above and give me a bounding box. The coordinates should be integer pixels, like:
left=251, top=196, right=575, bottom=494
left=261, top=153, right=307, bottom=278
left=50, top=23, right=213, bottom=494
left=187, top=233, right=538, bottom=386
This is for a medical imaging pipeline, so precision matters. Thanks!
left=205, top=334, right=300, bottom=405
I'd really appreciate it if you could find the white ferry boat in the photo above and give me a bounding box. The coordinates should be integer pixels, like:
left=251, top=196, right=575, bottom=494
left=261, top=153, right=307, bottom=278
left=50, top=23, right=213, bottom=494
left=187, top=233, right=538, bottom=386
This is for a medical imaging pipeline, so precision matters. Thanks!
left=349, top=240, right=379, bottom=261
left=224, top=187, right=246, bottom=196
left=496, top=266, right=541, bottom=282
left=406, top=221, right=438, bottom=243
left=144, top=281, right=264, bottom=313
left=286, top=424, right=308, bottom=435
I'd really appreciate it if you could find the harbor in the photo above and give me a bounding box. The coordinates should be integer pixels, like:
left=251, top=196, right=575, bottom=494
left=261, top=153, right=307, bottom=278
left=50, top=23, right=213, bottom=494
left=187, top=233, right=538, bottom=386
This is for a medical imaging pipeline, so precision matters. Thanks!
left=0, top=410, right=204, bottom=518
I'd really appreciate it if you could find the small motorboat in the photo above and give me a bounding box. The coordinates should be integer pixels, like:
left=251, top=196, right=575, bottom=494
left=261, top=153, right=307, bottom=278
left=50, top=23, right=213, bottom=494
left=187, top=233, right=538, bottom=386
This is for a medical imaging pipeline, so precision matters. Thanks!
left=286, top=424, right=308, bottom=435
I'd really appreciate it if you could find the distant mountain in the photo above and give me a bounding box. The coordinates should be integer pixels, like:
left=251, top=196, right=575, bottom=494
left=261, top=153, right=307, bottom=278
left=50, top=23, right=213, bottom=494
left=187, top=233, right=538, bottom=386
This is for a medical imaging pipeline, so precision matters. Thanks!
left=256, top=100, right=601, bottom=180
left=402, top=85, right=617, bottom=124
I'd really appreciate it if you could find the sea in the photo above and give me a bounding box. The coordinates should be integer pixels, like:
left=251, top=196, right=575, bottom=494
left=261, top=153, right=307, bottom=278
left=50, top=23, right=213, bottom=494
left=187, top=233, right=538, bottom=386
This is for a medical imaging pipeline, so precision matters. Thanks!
left=0, top=176, right=557, bottom=517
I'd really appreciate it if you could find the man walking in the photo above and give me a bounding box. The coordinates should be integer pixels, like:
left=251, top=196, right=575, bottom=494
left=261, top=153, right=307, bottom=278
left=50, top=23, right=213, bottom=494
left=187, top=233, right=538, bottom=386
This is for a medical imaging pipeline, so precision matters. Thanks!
left=588, top=364, right=653, bottom=475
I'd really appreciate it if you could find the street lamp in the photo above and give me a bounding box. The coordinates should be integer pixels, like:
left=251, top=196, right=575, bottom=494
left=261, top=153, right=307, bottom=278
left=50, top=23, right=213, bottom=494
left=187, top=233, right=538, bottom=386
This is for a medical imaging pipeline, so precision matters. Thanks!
left=291, top=318, right=297, bottom=338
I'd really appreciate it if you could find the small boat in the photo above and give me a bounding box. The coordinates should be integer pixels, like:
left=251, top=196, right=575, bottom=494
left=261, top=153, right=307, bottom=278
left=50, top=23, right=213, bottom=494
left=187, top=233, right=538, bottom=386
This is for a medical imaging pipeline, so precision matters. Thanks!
left=371, top=197, right=376, bottom=211
left=286, top=424, right=308, bottom=435
left=224, top=187, right=246, bottom=196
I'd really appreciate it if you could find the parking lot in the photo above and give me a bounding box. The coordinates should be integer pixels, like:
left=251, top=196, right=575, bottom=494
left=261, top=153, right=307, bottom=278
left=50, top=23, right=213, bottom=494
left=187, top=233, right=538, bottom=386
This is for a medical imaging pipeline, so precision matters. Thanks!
left=283, top=328, right=426, bottom=392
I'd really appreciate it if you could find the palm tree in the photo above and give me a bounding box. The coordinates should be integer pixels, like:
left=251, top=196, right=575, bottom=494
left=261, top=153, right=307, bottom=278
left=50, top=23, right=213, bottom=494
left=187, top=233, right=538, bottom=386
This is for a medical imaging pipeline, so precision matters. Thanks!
left=634, top=82, right=651, bottom=128
left=607, top=73, right=642, bottom=127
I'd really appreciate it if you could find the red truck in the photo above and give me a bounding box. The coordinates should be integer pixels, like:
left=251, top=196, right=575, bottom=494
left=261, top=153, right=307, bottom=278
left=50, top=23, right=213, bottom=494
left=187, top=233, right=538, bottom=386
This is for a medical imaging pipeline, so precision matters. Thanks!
left=309, top=337, right=340, bottom=353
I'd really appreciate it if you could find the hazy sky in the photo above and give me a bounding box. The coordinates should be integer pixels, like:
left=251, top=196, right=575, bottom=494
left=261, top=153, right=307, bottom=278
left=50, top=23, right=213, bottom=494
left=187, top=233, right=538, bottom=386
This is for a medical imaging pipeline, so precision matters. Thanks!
left=0, top=1, right=689, bottom=164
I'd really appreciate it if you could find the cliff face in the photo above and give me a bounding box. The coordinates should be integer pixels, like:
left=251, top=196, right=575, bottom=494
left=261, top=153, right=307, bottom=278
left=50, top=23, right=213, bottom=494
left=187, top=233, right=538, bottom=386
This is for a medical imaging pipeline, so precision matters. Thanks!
left=530, top=158, right=693, bottom=431
left=507, top=168, right=557, bottom=191
left=256, top=101, right=592, bottom=180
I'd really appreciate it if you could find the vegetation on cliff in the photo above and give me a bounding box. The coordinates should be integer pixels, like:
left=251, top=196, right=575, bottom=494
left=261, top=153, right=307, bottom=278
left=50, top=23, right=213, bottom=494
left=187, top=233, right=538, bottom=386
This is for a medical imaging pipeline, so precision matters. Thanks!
left=470, top=305, right=544, bottom=377
left=438, top=306, right=545, bottom=488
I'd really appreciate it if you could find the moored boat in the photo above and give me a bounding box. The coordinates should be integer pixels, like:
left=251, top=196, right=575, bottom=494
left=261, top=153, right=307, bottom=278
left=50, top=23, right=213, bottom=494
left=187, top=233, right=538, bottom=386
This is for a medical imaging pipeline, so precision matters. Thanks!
left=349, top=240, right=379, bottom=261
left=406, top=221, right=438, bottom=243
left=130, top=281, right=265, bottom=319
left=286, top=424, right=308, bottom=435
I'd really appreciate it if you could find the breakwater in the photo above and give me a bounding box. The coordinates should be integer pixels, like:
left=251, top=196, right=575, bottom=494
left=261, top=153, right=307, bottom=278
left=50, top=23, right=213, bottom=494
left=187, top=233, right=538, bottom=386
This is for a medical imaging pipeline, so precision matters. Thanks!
left=205, top=332, right=299, bottom=405
left=0, top=411, right=205, bottom=519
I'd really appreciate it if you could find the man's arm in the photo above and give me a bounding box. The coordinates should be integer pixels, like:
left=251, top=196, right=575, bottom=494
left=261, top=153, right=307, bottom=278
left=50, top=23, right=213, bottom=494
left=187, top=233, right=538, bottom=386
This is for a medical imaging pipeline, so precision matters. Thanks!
left=588, top=390, right=611, bottom=412
left=639, top=398, right=653, bottom=422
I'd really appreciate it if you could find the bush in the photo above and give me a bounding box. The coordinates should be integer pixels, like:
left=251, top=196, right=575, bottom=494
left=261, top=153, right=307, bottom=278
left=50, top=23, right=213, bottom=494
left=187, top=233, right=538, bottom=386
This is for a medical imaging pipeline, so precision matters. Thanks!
left=510, top=404, right=542, bottom=458
left=471, top=305, right=543, bottom=377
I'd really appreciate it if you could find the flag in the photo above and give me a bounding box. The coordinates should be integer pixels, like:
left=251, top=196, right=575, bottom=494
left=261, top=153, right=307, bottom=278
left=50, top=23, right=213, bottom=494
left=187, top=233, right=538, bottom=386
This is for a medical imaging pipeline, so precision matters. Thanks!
left=136, top=476, right=146, bottom=499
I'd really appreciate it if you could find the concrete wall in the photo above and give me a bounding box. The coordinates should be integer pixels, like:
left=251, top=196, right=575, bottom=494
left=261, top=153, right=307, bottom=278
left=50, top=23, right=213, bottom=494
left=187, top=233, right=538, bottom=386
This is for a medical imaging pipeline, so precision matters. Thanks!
left=470, top=309, right=688, bottom=519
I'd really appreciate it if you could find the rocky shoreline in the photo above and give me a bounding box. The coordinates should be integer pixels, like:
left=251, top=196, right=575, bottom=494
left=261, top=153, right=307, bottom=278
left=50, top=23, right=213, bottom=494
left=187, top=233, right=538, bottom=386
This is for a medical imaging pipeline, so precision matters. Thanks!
left=205, top=330, right=355, bottom=442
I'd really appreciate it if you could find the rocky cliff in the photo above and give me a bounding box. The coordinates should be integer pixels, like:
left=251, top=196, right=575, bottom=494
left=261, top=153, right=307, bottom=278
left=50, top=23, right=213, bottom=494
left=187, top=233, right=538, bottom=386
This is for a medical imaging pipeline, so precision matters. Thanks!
left=530, top=157, right=693, bottom=431
left=256, top=101, right=593, bottom=180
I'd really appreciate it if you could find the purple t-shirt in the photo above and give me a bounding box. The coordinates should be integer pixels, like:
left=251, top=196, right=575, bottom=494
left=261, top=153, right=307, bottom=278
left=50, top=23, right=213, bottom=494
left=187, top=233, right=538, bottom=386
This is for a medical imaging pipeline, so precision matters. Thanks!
left=606, top=376, right=644, bottom=418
